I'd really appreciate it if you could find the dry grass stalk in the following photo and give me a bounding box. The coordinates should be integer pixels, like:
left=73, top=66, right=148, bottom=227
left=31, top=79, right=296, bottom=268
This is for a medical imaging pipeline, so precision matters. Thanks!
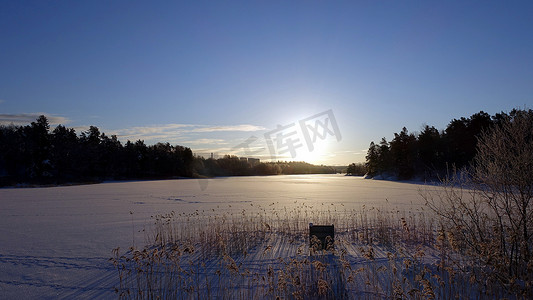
left=111, top=201, right=523, bottom=299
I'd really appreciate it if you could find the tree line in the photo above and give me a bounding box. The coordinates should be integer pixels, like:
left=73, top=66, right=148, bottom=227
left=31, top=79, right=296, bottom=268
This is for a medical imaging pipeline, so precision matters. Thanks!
left=0, top=116, right=336, bottom=186
left=345, top=162, right=366, bottom=176
left=195, top=156, right=336, bottom=177
left=363, top=109, right=531, bottom=180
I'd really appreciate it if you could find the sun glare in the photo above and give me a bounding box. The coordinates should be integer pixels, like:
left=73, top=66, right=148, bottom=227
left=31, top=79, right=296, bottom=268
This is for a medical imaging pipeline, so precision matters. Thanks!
left=293, top=139, right=332, bottom=165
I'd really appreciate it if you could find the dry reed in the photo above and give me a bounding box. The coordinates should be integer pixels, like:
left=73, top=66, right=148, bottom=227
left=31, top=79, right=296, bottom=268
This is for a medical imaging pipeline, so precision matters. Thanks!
left=111, top=201, right=526, bottom=299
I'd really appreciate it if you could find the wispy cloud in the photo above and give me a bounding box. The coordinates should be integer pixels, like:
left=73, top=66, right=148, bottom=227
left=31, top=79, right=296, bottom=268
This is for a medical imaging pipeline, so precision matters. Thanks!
left=182, top=138, right=227, bottom=145
left=192, top=125, right=266, bottom=133
left=0, top=113, right=70, bottom=126
left=108, top=123, right=265, bottom=144
left=0, top=99, right=5, bottom=104
left=112, top=124, right=190, bottom=137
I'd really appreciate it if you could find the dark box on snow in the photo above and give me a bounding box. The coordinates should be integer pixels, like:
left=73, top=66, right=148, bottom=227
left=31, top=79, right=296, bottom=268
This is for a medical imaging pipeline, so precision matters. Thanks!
left=309, top=223, right=334, bottom=250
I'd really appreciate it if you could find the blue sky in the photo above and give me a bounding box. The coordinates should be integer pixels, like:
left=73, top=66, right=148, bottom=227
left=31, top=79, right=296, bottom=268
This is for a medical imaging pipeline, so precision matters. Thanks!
left=1, top=1, right=532, bottom=165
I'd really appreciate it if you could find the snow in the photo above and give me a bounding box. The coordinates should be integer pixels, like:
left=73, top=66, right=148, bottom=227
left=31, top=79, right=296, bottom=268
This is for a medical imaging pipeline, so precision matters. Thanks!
left=0, top=174, right=430, bottom=299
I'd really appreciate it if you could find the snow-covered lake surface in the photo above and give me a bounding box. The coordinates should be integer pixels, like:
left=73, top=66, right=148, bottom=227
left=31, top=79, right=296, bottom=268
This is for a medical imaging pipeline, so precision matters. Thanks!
left=0, top=174, right=430, bottom=299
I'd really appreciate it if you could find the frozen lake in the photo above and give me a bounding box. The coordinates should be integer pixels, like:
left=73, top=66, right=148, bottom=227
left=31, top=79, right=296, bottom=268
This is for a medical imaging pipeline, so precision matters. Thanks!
left=0, top=174, right=430, bottom=299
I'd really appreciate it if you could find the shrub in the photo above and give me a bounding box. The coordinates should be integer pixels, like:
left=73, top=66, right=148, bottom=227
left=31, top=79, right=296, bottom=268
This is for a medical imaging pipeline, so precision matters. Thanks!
left=424, top=108, right=533, bottom=297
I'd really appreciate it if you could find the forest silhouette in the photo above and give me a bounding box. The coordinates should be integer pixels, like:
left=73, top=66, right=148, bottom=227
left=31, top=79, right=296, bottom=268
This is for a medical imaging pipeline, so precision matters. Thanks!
left=0, top=116, right=336, bottom=186
left=363, top=109, right=532, bottom=179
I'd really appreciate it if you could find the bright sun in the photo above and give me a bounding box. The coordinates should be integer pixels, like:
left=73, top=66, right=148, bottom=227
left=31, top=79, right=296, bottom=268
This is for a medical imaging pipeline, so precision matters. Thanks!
left=292, top=140, right=331, bottom=165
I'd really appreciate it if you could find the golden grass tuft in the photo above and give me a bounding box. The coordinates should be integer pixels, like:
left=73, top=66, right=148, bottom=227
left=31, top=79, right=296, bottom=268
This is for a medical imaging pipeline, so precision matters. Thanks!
left=111, top=202, right=530, bottom=299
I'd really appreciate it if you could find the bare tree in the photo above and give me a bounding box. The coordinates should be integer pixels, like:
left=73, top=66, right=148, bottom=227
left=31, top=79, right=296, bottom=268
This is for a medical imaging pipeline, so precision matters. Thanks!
left=474, top=109, right=533, bottom=275
left=423, top=108, right=533, bottom=296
